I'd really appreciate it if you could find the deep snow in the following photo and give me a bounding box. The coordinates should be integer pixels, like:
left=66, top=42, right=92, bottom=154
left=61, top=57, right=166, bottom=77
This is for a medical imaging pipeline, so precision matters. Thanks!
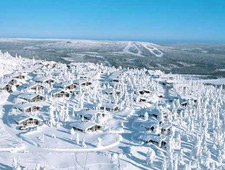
left=0, top=51, right=224, bottom=169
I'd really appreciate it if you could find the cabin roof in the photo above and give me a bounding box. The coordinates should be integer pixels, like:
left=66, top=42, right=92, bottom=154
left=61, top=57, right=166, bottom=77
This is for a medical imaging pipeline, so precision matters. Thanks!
left=73, top=79, right=90, bottom=85
left=138, top=133, right=166, bottom=143
left=141, top=118, right=159, bottom=127
left=70, top=121, right=100, bottom=131
left=14, top=102, right=42, bottom=110
left=99, top=102, right=118, bottom=109
left=27, top=82, right=43, bottom=88
left=13, top=113, right=42, bottom=124
left=51, top=89, right=70, bottom=95
left=76, top=109, right=108, bottom=119
left=34, top=76, right=53, bottom=82
left=59, top=81, right=74, bottom=88
left=13, top=98, right=27, bottom=104
left=1, top=77, right=15, bottom=84
left=0, top=82, right=8, bottom=89
left=161, top=122, right=172, bottom=129
left=5, top=72, right=26, bottom=78
left=18, top=92, right=43, bottom=100
left=103, top=88, right=114, bottom=94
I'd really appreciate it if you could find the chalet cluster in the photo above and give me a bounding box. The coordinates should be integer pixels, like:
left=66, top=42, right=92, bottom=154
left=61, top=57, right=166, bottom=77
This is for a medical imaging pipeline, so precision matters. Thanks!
left=1, top=57, right=185, bottom=148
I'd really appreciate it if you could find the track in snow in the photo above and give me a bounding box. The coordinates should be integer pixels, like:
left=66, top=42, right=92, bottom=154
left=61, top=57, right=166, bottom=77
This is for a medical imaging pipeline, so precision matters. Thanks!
left=122, top=41, right=164, bottom=58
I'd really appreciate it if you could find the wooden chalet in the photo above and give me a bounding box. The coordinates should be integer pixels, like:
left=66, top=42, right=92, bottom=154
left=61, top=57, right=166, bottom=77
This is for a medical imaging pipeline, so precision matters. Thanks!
left=27, top=83, right=44, bottom=91
left=34, top=77, right=54, bottom=84
left=74, top=80, right=92, bottom=86
left=14, top=103, right=42, bottom=113
left=70, top=121, right=102, bottom=133
left=99, top=102, right=119, bottom=112
left=51, top=89, right=70, bottom=98
left=18, top=93, right=45, bottom=102
left=13, top=113, right=43, bottom=130
left=0, top=82, right=13, bottom=93
left=138, top=133, right=167, bottom=147
left=57, top=81, right=77, bottom=90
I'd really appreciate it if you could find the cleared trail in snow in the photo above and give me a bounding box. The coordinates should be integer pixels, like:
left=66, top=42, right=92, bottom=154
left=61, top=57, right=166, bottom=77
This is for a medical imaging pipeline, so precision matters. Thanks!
left=122, top=42, right=145, bottom=57
left=122, top=42, right=164, bottom=58
left=140, top=42, right=164, bottom=57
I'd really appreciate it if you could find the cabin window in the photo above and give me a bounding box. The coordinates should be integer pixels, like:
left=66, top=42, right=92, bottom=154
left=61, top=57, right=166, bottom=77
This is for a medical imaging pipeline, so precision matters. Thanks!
left=73, top=127, right=83, bottom=132
left=149, top=140, right=158, bottom=145
left=139, top=91, right=144, bottom=95
left=114, top=107, right=119, bottom=111
left=153, top=114, right=158, bottom=118
left=161, top=141, right=166, bottom=147
left=140, top=99, right=146, bottom=102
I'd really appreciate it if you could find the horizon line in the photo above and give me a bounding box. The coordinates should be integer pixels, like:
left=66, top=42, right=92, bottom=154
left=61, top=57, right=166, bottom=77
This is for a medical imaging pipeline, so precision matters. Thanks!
left=0, top=36, right=225, bottom=44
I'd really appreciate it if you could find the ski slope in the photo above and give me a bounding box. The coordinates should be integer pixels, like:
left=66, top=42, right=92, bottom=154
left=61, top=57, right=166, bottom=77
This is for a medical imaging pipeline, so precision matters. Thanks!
left=122, top=41, right=164, bottom=57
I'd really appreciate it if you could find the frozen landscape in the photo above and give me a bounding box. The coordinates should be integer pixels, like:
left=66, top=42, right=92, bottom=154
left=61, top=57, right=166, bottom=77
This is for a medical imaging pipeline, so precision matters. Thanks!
left=1, top=39, right=225, bottom=78
left=0, top=51, right=224, bottom=169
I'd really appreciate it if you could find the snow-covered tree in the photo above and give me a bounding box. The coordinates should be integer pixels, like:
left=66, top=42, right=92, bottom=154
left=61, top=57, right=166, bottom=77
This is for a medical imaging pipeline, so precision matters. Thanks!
left=146, top=148, right=156, bottom=165
left=144, top=111, right=149, bottom=121
left=97, top=137, right=102, bottom=148
left=82, top=137, right=87, bottom=148
left=76, top=133, right=80, bottom=145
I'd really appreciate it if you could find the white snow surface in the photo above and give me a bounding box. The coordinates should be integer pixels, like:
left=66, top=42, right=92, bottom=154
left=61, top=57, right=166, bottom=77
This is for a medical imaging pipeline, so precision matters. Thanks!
left=121, top=41, right=164, bottom=57
left=0, top=52, right=224, bottom=169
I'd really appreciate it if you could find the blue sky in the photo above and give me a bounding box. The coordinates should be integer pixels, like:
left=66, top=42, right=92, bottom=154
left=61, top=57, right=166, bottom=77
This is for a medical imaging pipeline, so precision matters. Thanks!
left=0, top=0, right=225, bottom=42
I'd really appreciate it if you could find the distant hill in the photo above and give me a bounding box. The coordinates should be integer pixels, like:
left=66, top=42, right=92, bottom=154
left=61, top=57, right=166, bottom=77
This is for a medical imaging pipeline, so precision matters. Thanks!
left=1, top=38, right=225, bottom=77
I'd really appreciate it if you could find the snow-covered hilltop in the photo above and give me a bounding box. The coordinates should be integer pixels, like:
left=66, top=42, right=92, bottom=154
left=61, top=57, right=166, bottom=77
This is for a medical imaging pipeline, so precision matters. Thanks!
left=0, top=51, right=224, bottom=169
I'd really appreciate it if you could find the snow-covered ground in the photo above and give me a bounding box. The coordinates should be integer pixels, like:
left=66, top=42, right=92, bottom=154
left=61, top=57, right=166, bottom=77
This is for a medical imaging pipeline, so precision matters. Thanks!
left=0, top=51, right=224, bottom=169
left=117, top=41, right=164, bottom=58
left=199, top=78, right=225, bottom=85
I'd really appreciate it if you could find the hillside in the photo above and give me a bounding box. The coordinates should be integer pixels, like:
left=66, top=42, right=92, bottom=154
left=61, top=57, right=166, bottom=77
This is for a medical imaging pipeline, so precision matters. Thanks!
left=1, top=39, right=225, bottom=77
left=0, top=52, right=224, bottom=169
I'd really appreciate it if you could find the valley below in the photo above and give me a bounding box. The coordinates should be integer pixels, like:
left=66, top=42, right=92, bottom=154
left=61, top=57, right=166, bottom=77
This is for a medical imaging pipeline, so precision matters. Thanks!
left=1, top=38, right=225, bottom=78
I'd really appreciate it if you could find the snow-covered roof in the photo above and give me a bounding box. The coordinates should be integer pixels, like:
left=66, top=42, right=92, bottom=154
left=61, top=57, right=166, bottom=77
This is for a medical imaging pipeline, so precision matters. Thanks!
left=13, top=113, right=42, bottom=124
left=1, top=77, right=15, bottom=84
left=181, top=94, right=197, bottom=101
left=73, top=79, right=91, bottom=85
left=161, top=122, right=172, bottom=129
left=51, top=89, right=70, bottom=95
left=98, top=102, right=118, bottom=110
left=13, top=98, right=27, bottom=104
left=34, top=76, right=53, bottom=83
left=0, top=82, right=8, bottom=89
left=138, top=133, right=166, bottom=143
left=78, top=72, right=95, bottom=79
left=34, top=70, right=45, bottom=75
left=148, top=70, right=163, bottom=76
left=70, top=121, right=100, bottom=131
left=76, top=109, right=108, bottom=119
left=142, top=117, right=159, bottom=125
left=14, top=102, right=43, bottom=110
left=5, top=72, right=24, bottom=79
left=18, top=92, right=43, bottom=100
left=107, top=71, right=123, bottom=81
left=103, top=88, right=114, bottom=94
left=102, top=88, right=120, bottom=95
left=27, top=82, right=43, bottom=88
left=57, top=81, right=74, bottom=88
